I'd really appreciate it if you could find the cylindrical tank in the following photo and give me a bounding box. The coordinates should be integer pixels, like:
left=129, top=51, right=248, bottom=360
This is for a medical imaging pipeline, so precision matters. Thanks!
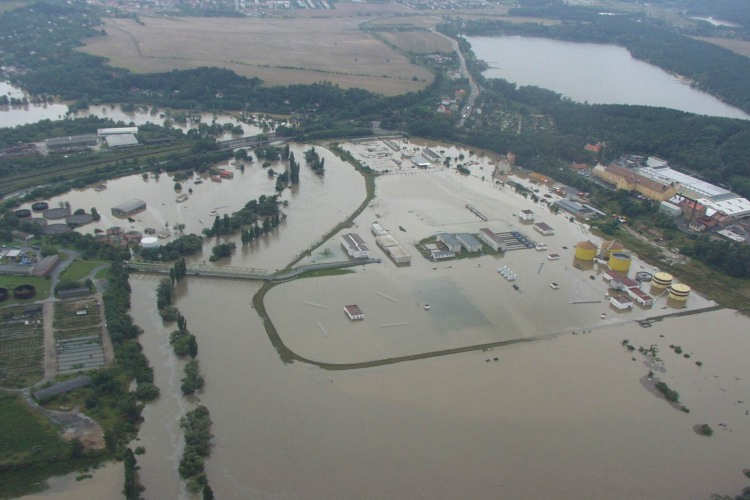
left=668, top=283, right=691, bottom=305
left=140, top=236, right=160, bottom=249
left=575, top=240, right=597, bottom=261
left=608, top=252, right=632, bottom=273
left=651, top=272, right=673, bottom=293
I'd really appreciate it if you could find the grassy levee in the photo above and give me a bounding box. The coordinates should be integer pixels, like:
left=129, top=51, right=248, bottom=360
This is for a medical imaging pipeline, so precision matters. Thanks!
left=0, top=392, right=100, bottom=499
left=592, top=227, right=750, bottom=313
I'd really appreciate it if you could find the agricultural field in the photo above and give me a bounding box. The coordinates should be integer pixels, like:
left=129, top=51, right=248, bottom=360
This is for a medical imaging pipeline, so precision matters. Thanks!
left=80, top=16, right=434, bottom=95
left=0, top=275, right=51, bottom=306
left=377, top=30, right=454, bottom=54
left=694, top=36, right=750, bottom=58
left=54, top=298, right=102, bottom=335
left=0, top=305, right=44, bottom=388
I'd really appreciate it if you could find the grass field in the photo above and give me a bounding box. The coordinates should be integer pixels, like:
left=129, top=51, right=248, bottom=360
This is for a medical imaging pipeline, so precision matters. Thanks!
left=694, top=36, right=750, bottom=58
left=80, top=16, right=433, bottom=95
left=59, top=260, right=106, bottom=283
left=0, top=392, right=69, bottom=467
left=377, top=31, right=454, bottom=54
left=0, top=275, right=51, bottom=306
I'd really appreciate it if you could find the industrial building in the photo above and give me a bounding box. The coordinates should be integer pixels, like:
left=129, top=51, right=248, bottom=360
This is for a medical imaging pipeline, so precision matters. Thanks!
left=105, top=134, right=139, bottom=149
left=533, top=222, right=554, bottom=236
left=593, top=164, right=678, bottom=201
left=344, top=304, right=364, bottom=321
left=45, top=134, right=98, bottom=153
left=554, top=199, right=605, bottom=220
left=609, top=293, right=633, bottom=310
left=340, top=233, right=369, bottom=259
left=638, top=164, right=750, bottom=219
left=659, top=201, right=682, bottom=217
left=424, top=243, right=455, bottom=261
left=111, top=199, right=146, bottom=217
left=97, top=127, right=139, bottom=136
left=376, top=233, right=411, bottom=265
left=437, top=233, right=462, bottom=253
left=479, top=228, right=504, bottom=252
left=456, top=233, right=482, bottom=253
left=626, top=287, right=654, bottom=308
left=371, top=222, right=388, bottom=237
left=575, top=241, right=597, bottom=261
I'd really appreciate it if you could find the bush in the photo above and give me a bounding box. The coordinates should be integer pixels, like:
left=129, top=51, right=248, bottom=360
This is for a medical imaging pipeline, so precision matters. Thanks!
left=655, top=381, right=680, bottom=403
left=696, top=424, right=713, bottom=436
left=135, top=382, right=160, bottom=402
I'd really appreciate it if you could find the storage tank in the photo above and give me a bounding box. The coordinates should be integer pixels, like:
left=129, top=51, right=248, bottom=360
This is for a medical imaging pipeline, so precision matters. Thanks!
left=668, top=283, right=691, bottom=306
left=140, top=236, right=160, bottom=249
left=650, top=272, right=673, bottom=294
left=608, top=252, right=632, bottom=273
left=574, top=240, right=597, bottom=261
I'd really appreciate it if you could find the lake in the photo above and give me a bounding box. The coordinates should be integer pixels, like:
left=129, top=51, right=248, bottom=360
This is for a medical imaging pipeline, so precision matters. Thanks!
left=468, top=35, right=750, bottom=120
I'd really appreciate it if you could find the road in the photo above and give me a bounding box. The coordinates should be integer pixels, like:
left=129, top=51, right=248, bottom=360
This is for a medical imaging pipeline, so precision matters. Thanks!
left=433, top=30, right=480, bottom=127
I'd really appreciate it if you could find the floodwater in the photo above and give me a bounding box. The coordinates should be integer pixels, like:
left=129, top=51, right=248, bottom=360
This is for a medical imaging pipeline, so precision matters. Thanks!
left=267, top=164, right=712, bottom=363
left=17, top=461, right=122, bottom=500
left=20, top=143, right=365, bottom=271
left=0, top=82, right=69, bottom=128
left=0, top=81, right=273, bottom=136
left=468, top=36, right=750, bottom=120
left=27, top=137, right=750, bottom=499
left=143, top=280, right=750, bottom=500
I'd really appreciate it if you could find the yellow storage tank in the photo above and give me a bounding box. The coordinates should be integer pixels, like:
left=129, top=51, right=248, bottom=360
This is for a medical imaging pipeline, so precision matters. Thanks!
left=575, top=240, right=597, bottom=261
left=608, top=252, right=632, bottom=273
left=650, top=272, right=673, bottom=294
left=668, top=283, right=691, bottom=305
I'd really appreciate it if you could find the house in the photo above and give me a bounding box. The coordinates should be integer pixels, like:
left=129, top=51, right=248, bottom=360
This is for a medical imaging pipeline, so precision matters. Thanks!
left=519, top=209, right=535, bottom=223
left=344, top=304, right=364, bottom=321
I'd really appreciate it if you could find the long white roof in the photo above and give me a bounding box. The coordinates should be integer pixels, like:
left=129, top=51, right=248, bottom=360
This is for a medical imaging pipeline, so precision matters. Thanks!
left=640, top=165, right=750, bottom=216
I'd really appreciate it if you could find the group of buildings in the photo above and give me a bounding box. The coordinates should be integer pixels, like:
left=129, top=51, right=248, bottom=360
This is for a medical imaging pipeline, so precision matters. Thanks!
left=44, top=127, right=140, bottom=154
left=573, top=238, right=691, bottom=310
left=340, top=225, right=412, bottom=266
left=592, top=156, right=750, bottom=235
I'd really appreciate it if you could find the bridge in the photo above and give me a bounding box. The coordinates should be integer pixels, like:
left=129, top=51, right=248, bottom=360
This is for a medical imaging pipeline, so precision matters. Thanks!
left=126, top=258, right=380, bottom=281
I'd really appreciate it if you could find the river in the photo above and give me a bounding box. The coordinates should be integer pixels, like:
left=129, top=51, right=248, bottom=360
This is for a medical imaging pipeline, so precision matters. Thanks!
left=467, top=35, right=750, bottom=120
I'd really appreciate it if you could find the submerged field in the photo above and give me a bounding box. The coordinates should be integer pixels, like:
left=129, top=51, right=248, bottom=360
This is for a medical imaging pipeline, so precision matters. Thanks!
left=80, top=17, right=433, bottom=95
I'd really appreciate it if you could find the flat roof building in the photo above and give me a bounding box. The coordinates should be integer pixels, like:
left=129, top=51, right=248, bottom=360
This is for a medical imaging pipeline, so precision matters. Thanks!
left=376, top=234, right=399, bottom=248
left=371, top=222, right=388, bottom=237
left=384, top=245, right=411, bottom=265
left=456, top=233, right=482, bottom=253
left=533, top=222, right=554, bottom=236
left=479, top=228, right=504, bottom=252
left=112, top=199, right=146, bottom=217
left=97, top=127, right=138, bottom=136
left=341, top=233, right=369, bottom=259
left=519, top=209, right=535, bottom=222
left=344, top=304, right=364, bottom=321
left=45, top=134, right=98, bottom=152
left=555, top=199, right=605, bottom=220
left=437, top=233, right=462, bottom=253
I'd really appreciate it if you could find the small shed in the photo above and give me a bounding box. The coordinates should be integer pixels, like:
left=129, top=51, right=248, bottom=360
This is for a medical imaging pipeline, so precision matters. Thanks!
left=344, top=304, right=364, bottom=321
